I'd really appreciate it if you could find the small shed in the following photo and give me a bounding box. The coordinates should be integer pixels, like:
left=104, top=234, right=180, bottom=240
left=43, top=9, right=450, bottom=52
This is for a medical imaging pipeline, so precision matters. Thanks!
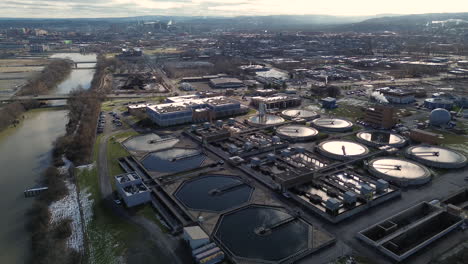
left=183, top=226, right=210, bottom=250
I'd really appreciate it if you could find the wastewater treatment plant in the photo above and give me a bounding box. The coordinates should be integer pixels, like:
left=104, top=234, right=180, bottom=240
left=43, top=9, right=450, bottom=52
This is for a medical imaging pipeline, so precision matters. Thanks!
left=109, top=102, right=468, bottom=264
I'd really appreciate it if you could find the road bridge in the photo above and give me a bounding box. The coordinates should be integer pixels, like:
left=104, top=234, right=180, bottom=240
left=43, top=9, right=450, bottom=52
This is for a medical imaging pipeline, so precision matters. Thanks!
left=0, top=93, right=165, bottom=102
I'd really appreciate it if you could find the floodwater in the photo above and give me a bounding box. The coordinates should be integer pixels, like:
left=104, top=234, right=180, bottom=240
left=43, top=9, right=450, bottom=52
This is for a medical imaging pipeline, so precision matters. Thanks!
left=0, top=109, right=68, bottom=263
left=0, top=53, right=95, bottom=263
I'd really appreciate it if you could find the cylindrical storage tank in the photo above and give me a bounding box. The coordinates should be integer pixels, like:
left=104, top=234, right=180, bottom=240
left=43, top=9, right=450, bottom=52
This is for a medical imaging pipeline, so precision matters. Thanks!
left=296, top=146, right=305, bottom=153
left=429, top=108, right=452, bottom=126
left=317, top=140, right=369, bottom=161
left=259, top=139, right=268, bottom=146
left=244, top=142, right=253, bottom=151
left=368, top=157, right=431, bottom=186
left=405, top=145, right=467, bottom=169
left=251, top=157, right=261, bottom=166
left=267, top=153, right=276, bottom=162
left=229, top=145, right=238, bottom=154
left=228, top=118, right=235, bottom=125
left=276, top=125, right=319, bottom=142
left=311, top=118, right=353, bottom=132
left=356, top=130, right=407, bottom=148
left=203, top=122, right=211, bottom=129
left=272, top=136, right=281, bottom=143
left=216, top=120, right=223, bottom=127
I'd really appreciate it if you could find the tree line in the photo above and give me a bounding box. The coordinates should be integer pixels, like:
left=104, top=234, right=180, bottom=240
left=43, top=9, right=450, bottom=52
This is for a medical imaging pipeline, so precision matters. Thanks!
left=54, top=55, right=118, bottom=165
left=0, top=59, right=72, bottom=132
left=27, top=55, right=120, bottom=264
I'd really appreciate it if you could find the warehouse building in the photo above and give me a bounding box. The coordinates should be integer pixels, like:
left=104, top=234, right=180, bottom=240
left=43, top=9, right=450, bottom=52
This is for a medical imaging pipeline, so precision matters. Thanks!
left=147, top=96, right=247, bottom=127
left=424, top=98, right=454, bottom=110
left=209, top=78, right=245, bottom=89
left=379, top=88, right=415, bottom=104
left=250, top=95, right=301, bottom=109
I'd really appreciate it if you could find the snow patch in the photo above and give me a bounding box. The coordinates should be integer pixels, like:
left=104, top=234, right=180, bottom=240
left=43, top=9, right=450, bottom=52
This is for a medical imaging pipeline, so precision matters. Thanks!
left=76, top=163, right=95, bottom=170
left=49, top=180, right=84, bottom=252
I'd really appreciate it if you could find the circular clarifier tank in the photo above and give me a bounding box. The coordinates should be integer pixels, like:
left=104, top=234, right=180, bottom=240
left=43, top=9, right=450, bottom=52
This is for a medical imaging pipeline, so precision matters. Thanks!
left=175, top=175, right=253, bottom=212
left=247, top=114, right=285, bottom=126
left=276, top=125, right=318, bottom=141
left=214, top=205, right=310, bottom=262
left=317, top=140, right=369, bottom=160
left=123, top=133, right=179, bottom=152
left=356, top=131, right=407, bottom=148
left=368, top=157, right=431, bottom=186
left=141, top=148, right=206, bottom=174
left=406, top=145, right=467, bottom=169
left=281, top=109, right=318, bottom=119
left=311, top=118, right=353, bottom=132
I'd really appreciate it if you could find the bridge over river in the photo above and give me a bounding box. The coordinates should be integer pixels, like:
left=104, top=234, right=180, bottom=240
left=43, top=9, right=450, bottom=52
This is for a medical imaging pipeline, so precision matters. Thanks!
left=0, top=93, right=163, bottom=102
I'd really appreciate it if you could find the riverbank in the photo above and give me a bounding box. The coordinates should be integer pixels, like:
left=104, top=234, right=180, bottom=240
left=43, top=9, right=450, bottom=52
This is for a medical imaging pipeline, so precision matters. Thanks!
left=0, top=59, right=72, bottom=132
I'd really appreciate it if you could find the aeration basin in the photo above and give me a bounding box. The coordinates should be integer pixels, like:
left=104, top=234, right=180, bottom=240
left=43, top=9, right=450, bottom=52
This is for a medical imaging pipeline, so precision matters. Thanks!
left=123, top=133, right=179, bottom=152
left=406, top=145, right=467, bottom=169
left=175, top=175, right=253, bottom=212
left=311, top=118, right=353, bottom=132
left=356, top=131, right=406, bottom=148
left=276, top=125, right=318, bottom=142
left=281, top=109, right=318, bottom=120
left=141, top=148, right=206, bottom=174
left=214, top=205, right=314, bottom=263
left=317, top=140, right=369, bottom=160
left=368, top=157, right=431, bottom=186
left=247, top=114, right=285, bottom=126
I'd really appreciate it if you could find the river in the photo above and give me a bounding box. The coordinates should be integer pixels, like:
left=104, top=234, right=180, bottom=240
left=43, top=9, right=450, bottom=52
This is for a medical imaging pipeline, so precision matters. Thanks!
left=0, top=53, right=96, bottom=263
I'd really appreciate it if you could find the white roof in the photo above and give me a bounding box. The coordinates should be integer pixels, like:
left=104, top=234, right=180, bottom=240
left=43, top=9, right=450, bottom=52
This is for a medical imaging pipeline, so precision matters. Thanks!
left=184, top=226, right=208, bottom=240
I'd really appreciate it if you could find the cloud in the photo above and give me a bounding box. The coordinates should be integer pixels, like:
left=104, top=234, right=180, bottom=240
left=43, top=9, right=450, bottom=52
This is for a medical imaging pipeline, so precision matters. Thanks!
left=0, top=0, right=468, bottom=18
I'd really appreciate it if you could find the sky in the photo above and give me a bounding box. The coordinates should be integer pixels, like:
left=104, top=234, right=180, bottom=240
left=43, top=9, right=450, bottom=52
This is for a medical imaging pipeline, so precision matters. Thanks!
left=1, top=0, right=468, bottom=18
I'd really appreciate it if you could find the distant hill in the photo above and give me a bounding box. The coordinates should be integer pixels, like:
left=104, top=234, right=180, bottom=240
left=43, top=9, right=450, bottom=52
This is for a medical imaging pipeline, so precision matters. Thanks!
left=335, top=12, right=468, bottom=32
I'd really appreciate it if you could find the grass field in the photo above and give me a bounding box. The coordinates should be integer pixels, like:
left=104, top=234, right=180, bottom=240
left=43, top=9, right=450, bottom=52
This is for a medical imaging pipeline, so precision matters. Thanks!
left=106, top=131, right=139, bottom=188
left=0, top=66, right=43, bottom=73
left=323, top=103, right=364, bottom=121
left=77, top=167, right=139, bottom=264
left=77, top=129, right=167, bottom=264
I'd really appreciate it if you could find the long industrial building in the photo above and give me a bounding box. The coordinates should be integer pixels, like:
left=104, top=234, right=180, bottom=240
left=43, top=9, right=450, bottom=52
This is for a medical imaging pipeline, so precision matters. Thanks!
left=147, top=96, right=248, bottom=127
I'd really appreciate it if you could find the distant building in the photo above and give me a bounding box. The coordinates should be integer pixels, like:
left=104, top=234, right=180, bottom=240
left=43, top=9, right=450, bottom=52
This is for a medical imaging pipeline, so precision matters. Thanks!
left=250, top=95, right=301, bottom=109
left=146, top=96, right=247, bottom=127
left=30, top=44, right=49, bottom=53
left=364, top=105, right=396, bottom=129
left=409, top=129, right=443, bottom=145
left=254, top=89, right=276, bottom=96
left=128, top=103, right=151, bottom=115
left=209, top=78, right=245, bottom=89
left=320, top=97, right=337, bottom=109
left=114, top=172, right=151, bottom=207
left=379, top=88, right=415, bottom=104
left=424, top=98, right=454, bottom=110
left=118, top=47, right=143, bottom=58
